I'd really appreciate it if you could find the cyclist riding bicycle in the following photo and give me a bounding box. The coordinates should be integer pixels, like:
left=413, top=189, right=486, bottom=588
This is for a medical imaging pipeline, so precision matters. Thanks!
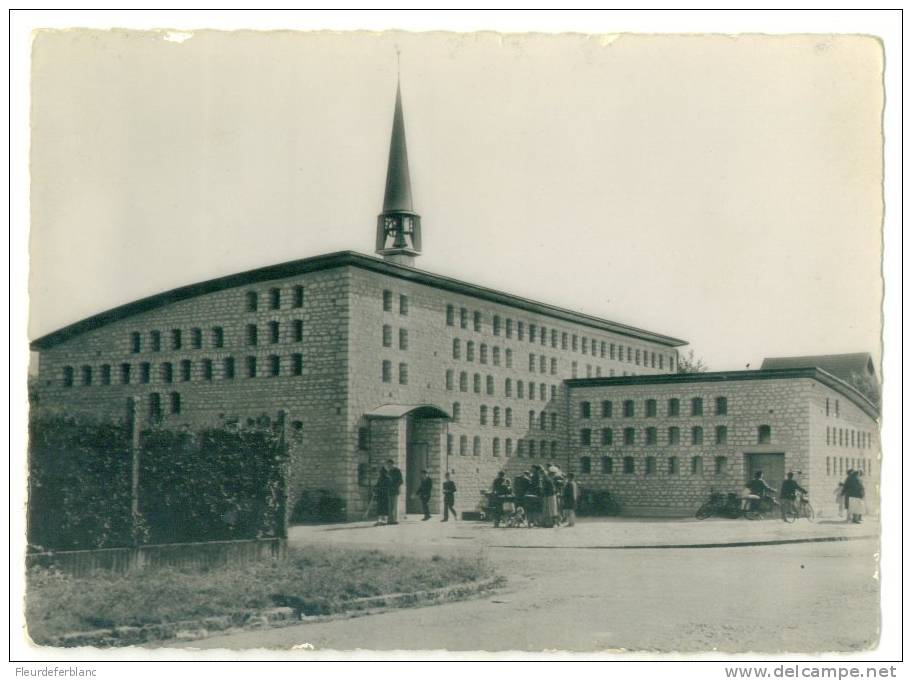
left=741, top=471, right=776, bottom=512
left=779, top=471, right=808, bottom=518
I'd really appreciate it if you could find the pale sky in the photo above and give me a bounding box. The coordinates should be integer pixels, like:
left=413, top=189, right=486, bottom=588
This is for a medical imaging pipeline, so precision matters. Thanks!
left=28, top=30, right=884, bottom=372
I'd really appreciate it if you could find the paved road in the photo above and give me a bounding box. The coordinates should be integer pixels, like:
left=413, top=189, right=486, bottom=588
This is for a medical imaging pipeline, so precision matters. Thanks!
left=171, top=518, right=879, bottom=653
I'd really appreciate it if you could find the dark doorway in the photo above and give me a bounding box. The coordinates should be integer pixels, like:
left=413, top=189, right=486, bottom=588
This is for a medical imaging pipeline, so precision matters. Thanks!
left=745, top=453, right=785, bottom=490
left=406, top=443, right=429, bottom=513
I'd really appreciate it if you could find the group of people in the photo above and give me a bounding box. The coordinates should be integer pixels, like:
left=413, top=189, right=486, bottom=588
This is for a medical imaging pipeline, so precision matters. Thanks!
left=490, top=463, right=580, bottom=529
left=835, top=468, right=866, bottom=523
left=372, top=462, right=459, bottom=525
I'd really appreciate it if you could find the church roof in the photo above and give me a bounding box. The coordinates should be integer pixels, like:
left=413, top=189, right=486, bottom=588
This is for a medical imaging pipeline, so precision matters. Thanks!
left=382, top=83, right=413, bottom=213
left=760, top=353, right=877, bottom=384
left=30, top=251, right=687, bottom=351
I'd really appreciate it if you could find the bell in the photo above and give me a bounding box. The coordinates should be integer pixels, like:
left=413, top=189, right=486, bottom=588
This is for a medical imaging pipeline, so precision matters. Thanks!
left=392, top=228, right=409, bottom=249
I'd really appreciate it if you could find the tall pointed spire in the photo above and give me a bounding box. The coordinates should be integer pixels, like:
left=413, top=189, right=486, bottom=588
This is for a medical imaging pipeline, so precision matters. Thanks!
left=376, top=72, right=421, bottom=267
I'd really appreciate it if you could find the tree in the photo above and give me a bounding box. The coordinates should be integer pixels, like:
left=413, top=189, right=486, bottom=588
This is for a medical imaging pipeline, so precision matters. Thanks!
left=677, top=349, right=708, bottom=374
left=847, top=371, right=881, bottom=411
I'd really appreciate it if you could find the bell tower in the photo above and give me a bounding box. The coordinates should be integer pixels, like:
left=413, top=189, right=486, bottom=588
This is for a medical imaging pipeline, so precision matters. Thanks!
left=375, top=80, right=421, bottom=267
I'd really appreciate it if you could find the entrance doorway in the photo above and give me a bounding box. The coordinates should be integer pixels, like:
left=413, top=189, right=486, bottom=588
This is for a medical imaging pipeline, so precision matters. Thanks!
left=406, top=442, right=429, bottom=514
left=745, top=453, right=785, bottom=490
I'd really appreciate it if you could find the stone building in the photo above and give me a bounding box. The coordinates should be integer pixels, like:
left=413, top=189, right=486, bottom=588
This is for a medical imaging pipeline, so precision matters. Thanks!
left=566, top=368, right=881, bottom=516
left=30, top=83, right=686, bottom=519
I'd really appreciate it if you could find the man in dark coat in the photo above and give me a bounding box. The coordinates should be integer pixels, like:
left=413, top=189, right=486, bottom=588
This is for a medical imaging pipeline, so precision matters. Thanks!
left=779, top=471, right=808, bottom=519
left=442, top=472, right=458, bottom=521
left=562, top=472, right=580, bottom=527
left=416, top=469, right=433, bottom=520
left=374, top=463, right=390, bottom=526
left=843, top=470, right=865, bottom=524
left=491, top=470, right=509, bottom=527
left=386, top=458, right=403, bottom=524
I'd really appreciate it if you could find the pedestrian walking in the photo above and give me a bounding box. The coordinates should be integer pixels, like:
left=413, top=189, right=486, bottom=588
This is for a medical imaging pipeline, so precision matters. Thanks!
left=442, top=472, right=458, bottom=521
left=374, top=463, right=390, bottom=526
left=779, top=471, right=807, bottom=521
left=387, top=458, right=403, bottom=524
left=415, top=469, right=433, bottom=520
left=562, top=473, right=580, bottom=527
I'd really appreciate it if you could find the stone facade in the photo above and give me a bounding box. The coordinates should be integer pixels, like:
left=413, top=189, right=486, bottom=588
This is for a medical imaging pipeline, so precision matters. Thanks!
left=566, top=371, right=881, bottom=516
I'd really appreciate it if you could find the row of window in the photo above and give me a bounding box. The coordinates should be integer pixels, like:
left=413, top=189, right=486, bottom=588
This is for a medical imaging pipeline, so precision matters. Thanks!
left=381, top=325, right=409, bottom=350
left=382, top=290, right=409, bottom=315
left=825, top=398, right=840, bottom=418
left=826, top=456, right=873, bottom=477
left=826, top=426, right=872, bottom=449
left=578, top=454, right=728, bottom=476
left=62, top=354, right=307, bottom=386
left=579, top=397, right=727, bottom=419
left=445, top=370, right=558, bottom=401
left=129, top=319, right=305, bottom=354
left=579, top=424, right=772, bottom=446
left=444, top=304, right=676, bottom=370
left=380, top=360, right=409, bottom=384
left=145, top=391, right=183, bottom=419
left=245, top=286, right=306, bottom=312
left=469, top=405, right=560, bottom=430
left=445, top=433, right=559, bottom=458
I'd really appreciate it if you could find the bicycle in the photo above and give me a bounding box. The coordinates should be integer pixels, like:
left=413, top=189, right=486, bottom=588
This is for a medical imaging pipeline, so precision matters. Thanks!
left=782, top=492, right=815, bottom=523
left=694, top=490, right=742, bottom=520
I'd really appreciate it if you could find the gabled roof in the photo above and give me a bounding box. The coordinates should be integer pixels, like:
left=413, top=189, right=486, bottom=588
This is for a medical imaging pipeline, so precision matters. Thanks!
left=760, top=353, right=877, bottom=384
left=30, top=251, right=687, bottom=351
left=566, top=367, right=880, bottom=421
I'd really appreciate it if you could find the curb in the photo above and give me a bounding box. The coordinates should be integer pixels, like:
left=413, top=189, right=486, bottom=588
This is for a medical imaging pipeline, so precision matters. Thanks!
left=41, top=576, right=505, bottom=648
left=490, top=534, right=878, bottom=551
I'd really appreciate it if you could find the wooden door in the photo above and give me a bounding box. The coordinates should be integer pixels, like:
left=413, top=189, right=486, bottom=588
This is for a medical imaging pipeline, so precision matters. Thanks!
left=406, top=443, right=429, bottom=513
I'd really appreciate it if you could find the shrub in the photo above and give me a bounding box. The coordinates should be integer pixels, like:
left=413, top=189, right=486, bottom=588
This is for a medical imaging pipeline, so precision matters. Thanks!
left=291, top=489, right=347, bottom=523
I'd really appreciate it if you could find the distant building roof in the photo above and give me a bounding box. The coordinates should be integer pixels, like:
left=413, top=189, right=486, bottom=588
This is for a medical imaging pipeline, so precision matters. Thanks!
left=566, top=367, right=879, bottom=421
left=30, top=251, right=687, bottom=351
left=760, top=353, right=876, bottom=384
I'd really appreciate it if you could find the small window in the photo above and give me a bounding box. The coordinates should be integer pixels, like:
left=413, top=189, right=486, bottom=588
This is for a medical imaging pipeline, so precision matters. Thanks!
left=212, top=327, right=224, bottom=348
left=203, top=359, right=213, bottom=380
left=358, top=427, right=370, bottom=451
left=645, top=399, right=657, bottom=417
left=504, top=378, right=512, bottom=396
left=460, top=307, right=468, bottom=329
left=382, top=325, right=392, bottom=347
left=473, top=436, right=481, bottom=457
left=493, top=406, right=501, bottom=426
left=161, top=362, right=173, bottom=383
left=467, top=341, right=475, bottom=361
left=624, top=427, right=635, bottom=445
left=716, top=425, right=728, bottom=445
left=668, top=398, right=680, bottom=417
left=81, top=365, right=92, bottom=386
left=383, top=290, right=393, bottom=311
left=293, top=285, right=305, bottom=308
left=550, top=357, right=557, bottom=375
left=151, top=330, right=161, bottom=352
left=190, top=328, right=202, bottom=349
left=247, top=324, right=258, bottom=346
left=571, top=361, right=577, bottom=378
left=668, top=426, right=680, bottom=445
left=835, top=400, right=840, bottom=417
left=571, top=334, right=578, bottom=351
left=517, top=380, right=524, bottom=399
left=270, top=287, right=281, bottom=310
left=505, top=407, right=513, bottom=427
left=529, top=353, right=536, bottom=372
left=246, top=291, right=258, bottom=312
left=645, top=456, right=656, bottom=475
left=493, top=315, right=501, bottom=335
left=399, top=363, right=408, bottom=385
left=223, top=357, right=235, bottom=379
left=293, top=319, right=304, bottom=342
left=716, top=396, right=728, bottom=415
left=580, top=401, right=592, bottom=419
left=492, top=437, right=500, bottom=457
left=131, top=332, right=141, bottom=353
left=100, top=364, right=111, bottom=385
left=581, top=336, right=587, bottom=353
left=505, top=349, right=513, bottom=368
left=269, top=321, right=280, bottom=344
left=646, top=427, right=657, bottom=445
left=506, top=318, right=514, bottom=338
left=480, top=343, right=487, bottom=364
left=692, top=426, right=704, bottom=445
left=169, top=391, right=181, bottom=415
left=459, top=371, right=468, bottom=392
left=149, top=393, right=162, bottom=421
left=486, top=375, right=495, bottom=395
left=473, top=311, right=481, bottom=331
left=691, top=456, right=703, bottom=475
left=580, top=456, right=592, bottom=474
left=453, top=402, right=462, bottom=422
left=580, top=428, right=592, bottom=446
left=288, top=353, right=301, bottom=376
left=758, top=425, right=771, bottom=444
left=180, top=359, right=191, bottom=382
left=246, top=356, right=257, bottom=378
left=400, top=294, right=409, bottom=316
left=493, top=347, right=501, bottom=366
left=446, top=369, right=454, bottom=390
left=505, top=438, right=513, bottom=457
left=517, top=321, right=525, bottom=341
left=269, top=355, right=281, bottom=377
left=382, top=360, right=392, bottom=383
left=623, top=400, right=635, bottom=417
left=600, top=341, right=606, bottom=358
left=136, top=363, right=147, bottom=385
left=601, top=456, right=613, bottom=474
left=691, top=397, right=703, bottom=416
left=452, top=338, right=461, bottom=359
left=446, top=304, right=455, bottom=326
left=601, top=428, right=613, bottom=445
left=399, top=328, right=409, bottom=351
left=460, top=435, right=468, bottom=456
left=552, top=329, right=559, bottom=348
left=473, top=373, right=481, bottom=393
left=623, top=456, right=635, bottom=474
left=668, top=456, right=679, bottom=475
left=539, top=355, right=546, bottom=373
left=601, top=400, right=613, bottom=418
left=714, top=456, right=727, bottom=475
left=480, top=405, right=488, bottom=425
left=528, top=440, right=536, bottom=457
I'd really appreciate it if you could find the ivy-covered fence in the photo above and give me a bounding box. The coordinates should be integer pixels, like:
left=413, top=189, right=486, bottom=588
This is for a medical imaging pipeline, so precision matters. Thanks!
left=27, top=416, right=288, bottom=551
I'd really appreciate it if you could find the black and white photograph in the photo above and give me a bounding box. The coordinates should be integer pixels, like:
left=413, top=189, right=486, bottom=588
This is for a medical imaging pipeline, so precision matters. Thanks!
left=10, top=9, right=903, bottom=669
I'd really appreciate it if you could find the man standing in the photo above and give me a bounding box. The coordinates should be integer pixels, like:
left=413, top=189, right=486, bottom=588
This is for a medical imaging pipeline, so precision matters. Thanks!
left=442, top=472, right=458, bottom=522
left=387, top=458, right=403, bottom=524
left=562, top=472, right=580, bottom=527
left=491, top=470, right=509, bottom=527
left=416, top=469, right=433, bottom=520
left=779, top=471, right=807, bottom=520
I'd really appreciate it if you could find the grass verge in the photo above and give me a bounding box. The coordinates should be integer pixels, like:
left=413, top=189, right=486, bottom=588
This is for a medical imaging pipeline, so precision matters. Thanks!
left=26, top=546, right=494, bottom=644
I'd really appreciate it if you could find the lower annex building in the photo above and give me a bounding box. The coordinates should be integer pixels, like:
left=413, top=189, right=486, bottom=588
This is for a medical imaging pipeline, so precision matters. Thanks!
left=30, top=82, right=880, bottom=519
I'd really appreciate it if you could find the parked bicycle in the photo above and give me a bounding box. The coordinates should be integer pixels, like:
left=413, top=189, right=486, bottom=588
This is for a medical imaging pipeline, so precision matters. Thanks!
left=782, top=491, right=815, bottom=523
left=695, top=489, right=778, bottom=520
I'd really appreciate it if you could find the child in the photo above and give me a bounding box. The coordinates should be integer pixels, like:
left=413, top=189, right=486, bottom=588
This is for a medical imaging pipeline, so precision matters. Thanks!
left=442, top=472, right=458, bottom=521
